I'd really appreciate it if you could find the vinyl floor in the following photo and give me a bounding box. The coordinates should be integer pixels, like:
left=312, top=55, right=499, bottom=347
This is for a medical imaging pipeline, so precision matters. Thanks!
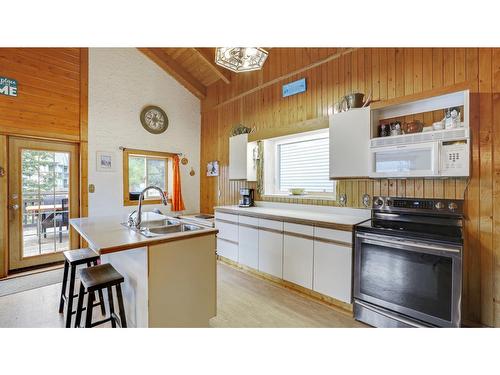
left=0, top=261, right=364, bottom=328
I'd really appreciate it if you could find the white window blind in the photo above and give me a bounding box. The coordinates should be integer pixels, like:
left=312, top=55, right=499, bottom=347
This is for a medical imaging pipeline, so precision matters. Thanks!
left=278, top=136, right=333, bottom=193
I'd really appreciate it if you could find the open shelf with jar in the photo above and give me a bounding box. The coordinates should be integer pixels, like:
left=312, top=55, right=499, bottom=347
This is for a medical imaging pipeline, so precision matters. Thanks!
left=370, top=85, right=470, bottom=141
left=367, top=85, right=470, bottom=178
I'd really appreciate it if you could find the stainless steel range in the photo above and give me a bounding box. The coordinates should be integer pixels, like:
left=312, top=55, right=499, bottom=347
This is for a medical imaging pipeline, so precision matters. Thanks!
left=353, top=196, right=464, bottom=328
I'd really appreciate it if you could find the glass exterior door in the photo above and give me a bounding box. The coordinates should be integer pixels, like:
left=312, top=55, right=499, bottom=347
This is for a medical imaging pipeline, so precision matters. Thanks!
left=21, top=149, right=70, bottom=257
left=8, top=138, right=79, bottom=270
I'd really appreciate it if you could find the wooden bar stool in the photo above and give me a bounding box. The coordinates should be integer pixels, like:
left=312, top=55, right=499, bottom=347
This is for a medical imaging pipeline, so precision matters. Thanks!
left=75, top=263, right=127, bottom=328
left=59, top=248, right=106, bottom=328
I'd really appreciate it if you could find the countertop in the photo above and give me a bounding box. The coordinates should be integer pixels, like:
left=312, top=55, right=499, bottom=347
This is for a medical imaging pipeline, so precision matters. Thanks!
left=70, top=214, right=218, bottom=255
left=214, top=205, right=369, bottom=231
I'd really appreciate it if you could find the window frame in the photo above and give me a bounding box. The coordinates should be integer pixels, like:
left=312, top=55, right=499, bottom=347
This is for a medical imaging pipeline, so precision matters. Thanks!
left=122, top=148, right=174, bottom=206
left=263, top=129, right=336, bottom=199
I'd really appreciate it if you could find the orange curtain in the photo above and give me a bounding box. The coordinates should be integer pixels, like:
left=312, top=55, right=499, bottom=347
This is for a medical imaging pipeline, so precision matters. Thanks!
left=171, top=155, right=185, bottom=211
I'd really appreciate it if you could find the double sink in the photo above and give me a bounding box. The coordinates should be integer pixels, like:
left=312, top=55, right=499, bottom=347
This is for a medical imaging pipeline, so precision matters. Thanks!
left=124, top=218, right=203, bottom=238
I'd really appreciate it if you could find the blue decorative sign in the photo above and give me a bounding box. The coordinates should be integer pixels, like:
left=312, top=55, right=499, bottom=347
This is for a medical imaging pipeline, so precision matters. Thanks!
left=282, top=78, right=306, bottom=98
left=0, top=76, right=18, bottom=97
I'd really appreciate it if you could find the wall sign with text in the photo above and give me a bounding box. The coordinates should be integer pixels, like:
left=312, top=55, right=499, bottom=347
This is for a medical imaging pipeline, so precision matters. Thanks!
left=282, top=78, right=306, bottom=98
left=0, top=76, right=18, bottom=97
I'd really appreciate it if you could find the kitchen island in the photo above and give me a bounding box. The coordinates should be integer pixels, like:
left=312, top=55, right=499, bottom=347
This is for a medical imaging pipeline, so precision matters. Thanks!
left=70, top=213, right=218, bottom=328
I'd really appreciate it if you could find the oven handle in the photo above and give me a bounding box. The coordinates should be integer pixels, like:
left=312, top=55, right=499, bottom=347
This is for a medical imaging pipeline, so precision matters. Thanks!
left=356, top=233, right=461, bottom=254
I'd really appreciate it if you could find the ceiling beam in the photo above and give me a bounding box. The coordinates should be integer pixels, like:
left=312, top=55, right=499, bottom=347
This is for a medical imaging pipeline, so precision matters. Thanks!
left=138, top=48, right=207, bottom=99
left=192, top=48, right=231, bottom=84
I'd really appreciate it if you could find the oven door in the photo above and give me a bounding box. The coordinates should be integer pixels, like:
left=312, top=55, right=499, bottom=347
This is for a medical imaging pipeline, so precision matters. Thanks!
left=369, top=142, right=439, bottom=178
left=354, top=232, right=462, bottom=327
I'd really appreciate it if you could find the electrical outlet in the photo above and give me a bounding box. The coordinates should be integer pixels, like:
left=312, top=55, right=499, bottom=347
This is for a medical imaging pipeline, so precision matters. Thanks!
left=339, top=193, right=347, bottom=207
left=362, top=193, right=371, bottom=208
left=89, top=184, right=95, bottom=193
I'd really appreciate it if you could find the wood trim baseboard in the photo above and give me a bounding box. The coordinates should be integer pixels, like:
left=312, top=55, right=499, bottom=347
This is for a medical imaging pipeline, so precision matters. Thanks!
left=215, top=218, right=239, bottom=226
left=283, top=231, right=315, bottom=241
left=313, top=237, right=351, bottom=247
left=79, top=48, right=89, bottom=248
left=238, top=222, right=259, bottom=230
left=0, top=135, right=7, bottom=278
left=217, top=255, right=354, bottom=316
left=257, top=226, right=283, bottom=235
left=216, top=237, right=238, bottom=246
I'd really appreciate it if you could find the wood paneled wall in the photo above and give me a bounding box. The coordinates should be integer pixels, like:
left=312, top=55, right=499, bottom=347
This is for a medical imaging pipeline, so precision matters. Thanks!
left=0, top=48, right=88, bottom=277
left=200, top=47, right=500, bottom=327
left=0, top=48, right=82, bottom=141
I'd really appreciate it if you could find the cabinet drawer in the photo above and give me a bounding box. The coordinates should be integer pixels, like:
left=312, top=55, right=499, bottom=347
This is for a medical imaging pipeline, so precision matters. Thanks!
left=284, top=222, right=313, bottom=237
left=217, top=238, right=238, bottom=262
left=314, top=227, right=352, bottom=244
left=215, top=220, right=238, bottom=243
left=238, top=215, right=259, bottom=226
left=258, top=218, right=283, bottom=231
left=215, top=212, right=239, bottom=223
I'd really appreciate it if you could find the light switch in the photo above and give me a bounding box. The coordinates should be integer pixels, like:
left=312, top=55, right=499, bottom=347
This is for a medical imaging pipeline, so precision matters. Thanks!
left=89, top=184, right=95, bottom=193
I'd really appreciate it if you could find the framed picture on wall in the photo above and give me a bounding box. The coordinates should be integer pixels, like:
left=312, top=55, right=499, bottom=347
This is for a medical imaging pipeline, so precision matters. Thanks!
left=96, top=151, right=115, bottom=172
left=207, top=161, right=219, bottom=176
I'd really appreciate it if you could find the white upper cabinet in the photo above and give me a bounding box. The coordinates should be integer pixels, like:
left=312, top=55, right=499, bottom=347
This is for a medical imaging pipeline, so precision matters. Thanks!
left=246, top=141, right=258, bottom=182
left=329, top=107, right=371, bottom=179
left=229, top=133, right=248, bottom=180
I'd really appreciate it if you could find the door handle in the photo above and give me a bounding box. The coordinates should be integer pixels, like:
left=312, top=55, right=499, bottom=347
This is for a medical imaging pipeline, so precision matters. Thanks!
left=356, top=233, right=461, bottom=254
left=10, top=204, right=19, bottom=210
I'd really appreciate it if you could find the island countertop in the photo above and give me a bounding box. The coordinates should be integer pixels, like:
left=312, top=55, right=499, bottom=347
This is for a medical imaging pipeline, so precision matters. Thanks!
left=214, top=205, right=370, bottom=231
left=70, top=215, right=218, bottom=255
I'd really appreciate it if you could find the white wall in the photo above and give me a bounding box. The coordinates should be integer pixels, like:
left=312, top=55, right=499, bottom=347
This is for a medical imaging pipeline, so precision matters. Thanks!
left=88, top=48, right=200, bottom=218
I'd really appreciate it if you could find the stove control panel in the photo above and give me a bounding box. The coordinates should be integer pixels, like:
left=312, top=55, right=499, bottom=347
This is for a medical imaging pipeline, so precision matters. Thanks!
left=373, top=196, right=463, bottom=215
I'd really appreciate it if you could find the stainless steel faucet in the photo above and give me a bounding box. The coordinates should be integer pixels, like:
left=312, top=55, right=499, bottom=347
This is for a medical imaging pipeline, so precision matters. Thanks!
left=128, top=186, right=168, bottom=229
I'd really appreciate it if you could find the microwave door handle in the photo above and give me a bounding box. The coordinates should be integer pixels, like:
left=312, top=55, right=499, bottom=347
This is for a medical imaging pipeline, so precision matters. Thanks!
left=356, top=233, right=461, bottom=254
left=434, top=142, right=440, bottom=176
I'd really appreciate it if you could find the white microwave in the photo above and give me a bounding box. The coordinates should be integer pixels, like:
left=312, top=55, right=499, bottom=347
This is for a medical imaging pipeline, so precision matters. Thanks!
left=369, top=130, right=470, bottom=178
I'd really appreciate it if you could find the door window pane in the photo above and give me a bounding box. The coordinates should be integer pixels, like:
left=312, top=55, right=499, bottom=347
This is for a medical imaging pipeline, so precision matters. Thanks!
left=21, top=150, right=70, bottom=257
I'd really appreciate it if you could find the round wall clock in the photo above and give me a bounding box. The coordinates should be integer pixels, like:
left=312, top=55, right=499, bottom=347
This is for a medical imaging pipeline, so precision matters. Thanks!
left=140, top=105, right=169, bottom=134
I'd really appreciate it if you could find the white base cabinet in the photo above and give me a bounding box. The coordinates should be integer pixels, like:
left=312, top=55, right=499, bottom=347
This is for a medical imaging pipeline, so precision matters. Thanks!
left=215, top=212, right=239, bottom=262
left=217, top=238, right=238, bottom=262
left=238, top=225, right=259, bottom=269
left=215, top=211, right=354, bottom=306
left=313, top=240, right=352, bottom=303
left=258, top=230, right=283, bottom=278
left=283, top=223, right=314, bottom=289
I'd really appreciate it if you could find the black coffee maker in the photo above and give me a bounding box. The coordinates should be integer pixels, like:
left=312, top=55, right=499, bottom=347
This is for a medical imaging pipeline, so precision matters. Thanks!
left=239, top=188, right=254, bottom=207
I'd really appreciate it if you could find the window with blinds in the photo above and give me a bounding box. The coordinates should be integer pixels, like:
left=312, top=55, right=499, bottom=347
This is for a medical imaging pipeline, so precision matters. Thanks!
left=277, top=134, right=334, bottom=193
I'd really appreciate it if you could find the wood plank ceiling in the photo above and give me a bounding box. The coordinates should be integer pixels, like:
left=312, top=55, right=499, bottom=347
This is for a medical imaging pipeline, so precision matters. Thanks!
left=138, top=48, right=231, bottom=99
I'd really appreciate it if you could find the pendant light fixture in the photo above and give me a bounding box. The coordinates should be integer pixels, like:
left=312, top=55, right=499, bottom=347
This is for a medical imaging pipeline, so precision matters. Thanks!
left=215, top=47, right=268, bottom=73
